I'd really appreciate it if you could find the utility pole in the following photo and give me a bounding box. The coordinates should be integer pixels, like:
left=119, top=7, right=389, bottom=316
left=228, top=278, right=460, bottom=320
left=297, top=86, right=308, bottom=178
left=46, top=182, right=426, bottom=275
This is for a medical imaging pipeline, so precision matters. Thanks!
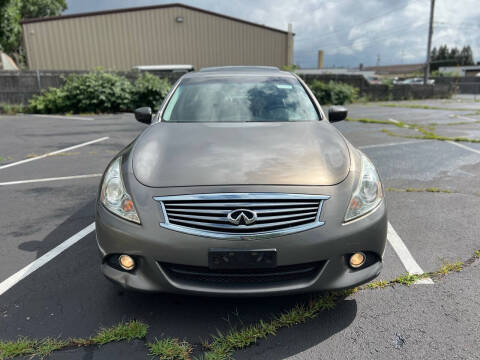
left=424, top=0, right=435, bottom=84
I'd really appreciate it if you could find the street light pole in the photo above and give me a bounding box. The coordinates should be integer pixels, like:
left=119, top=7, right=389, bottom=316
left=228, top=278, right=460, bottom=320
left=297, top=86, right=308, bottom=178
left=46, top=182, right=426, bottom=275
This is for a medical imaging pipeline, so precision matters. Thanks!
left=424, top=0, right=435, bottom=84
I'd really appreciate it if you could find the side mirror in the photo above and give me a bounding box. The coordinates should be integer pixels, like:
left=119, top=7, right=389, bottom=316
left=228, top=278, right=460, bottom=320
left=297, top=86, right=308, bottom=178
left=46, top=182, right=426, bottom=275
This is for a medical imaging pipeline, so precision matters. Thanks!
left=134, top=107, right=152, bottom=124
left=328, top=106, right=348, bottom=122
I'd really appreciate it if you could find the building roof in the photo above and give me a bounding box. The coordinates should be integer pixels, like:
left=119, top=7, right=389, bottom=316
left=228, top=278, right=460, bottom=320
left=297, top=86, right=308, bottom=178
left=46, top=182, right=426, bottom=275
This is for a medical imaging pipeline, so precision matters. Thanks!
left=363, top=63, right=424, bottom=75
left=20, top=3, right=290, bottom=35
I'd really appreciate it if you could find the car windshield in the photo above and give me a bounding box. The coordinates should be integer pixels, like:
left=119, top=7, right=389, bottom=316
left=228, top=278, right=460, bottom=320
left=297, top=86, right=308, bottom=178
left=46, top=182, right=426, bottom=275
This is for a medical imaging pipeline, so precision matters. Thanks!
left=162, top=76, right=320, bottom=122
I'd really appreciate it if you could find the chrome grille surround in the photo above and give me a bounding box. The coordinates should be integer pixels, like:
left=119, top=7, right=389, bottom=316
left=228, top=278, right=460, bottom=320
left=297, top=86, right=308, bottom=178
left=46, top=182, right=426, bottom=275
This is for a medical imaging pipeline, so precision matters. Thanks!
left=153, top=193, right=329, bottom=240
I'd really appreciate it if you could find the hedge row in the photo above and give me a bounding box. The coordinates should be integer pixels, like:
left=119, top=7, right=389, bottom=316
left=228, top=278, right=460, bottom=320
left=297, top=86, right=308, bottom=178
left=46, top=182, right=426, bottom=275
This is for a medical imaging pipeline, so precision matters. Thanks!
left=26, top=70, right=358, bottom=114
left=28, top=70, right=171, bottom=114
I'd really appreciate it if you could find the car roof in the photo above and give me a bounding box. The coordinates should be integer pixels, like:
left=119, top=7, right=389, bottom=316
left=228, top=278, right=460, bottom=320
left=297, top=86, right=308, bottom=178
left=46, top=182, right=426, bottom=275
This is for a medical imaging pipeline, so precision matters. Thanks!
left=183, top=66, right=295, bottom=78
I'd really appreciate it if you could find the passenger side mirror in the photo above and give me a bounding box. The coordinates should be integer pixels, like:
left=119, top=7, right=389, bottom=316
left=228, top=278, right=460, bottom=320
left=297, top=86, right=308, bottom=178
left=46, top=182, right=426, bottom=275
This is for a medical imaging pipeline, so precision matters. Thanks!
left=134, top=107, right=152, bottom=124
left=328, top=106, right=348, bottom=122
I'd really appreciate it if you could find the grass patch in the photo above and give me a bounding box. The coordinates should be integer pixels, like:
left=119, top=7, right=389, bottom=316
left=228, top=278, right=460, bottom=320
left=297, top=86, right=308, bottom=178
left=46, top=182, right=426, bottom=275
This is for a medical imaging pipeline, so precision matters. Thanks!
left=148, top=338, right=193, bottom=360
left=92, top=320, right=148, bottom=345
left=199, top=251, right=480, bottom=359
left=0, top=337, right=36, bottom=359
left=363, top=280, right=388, bottom=289
left=381, top=128, right=480, bottom=143
left=35, top=338, right=69, bottom=358
left=346, top=117, right=408, bottom=128
left=393, top=273, right=426, bottom=286
left=437, top=261, right=463, bottom=275
left=0, top=320, right=147, bottom=359
left=2, top=250, right=480, bottom=359
left=432, top=119, right=480, bottom=126
left=378, top=103, right=480, bottom=112
left=201, top=293, right=339, bottom=359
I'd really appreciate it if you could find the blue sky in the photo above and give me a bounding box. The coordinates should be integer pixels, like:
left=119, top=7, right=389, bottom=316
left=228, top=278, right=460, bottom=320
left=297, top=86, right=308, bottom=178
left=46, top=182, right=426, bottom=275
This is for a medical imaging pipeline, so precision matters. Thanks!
left=65, top=0, right=480, bottom=68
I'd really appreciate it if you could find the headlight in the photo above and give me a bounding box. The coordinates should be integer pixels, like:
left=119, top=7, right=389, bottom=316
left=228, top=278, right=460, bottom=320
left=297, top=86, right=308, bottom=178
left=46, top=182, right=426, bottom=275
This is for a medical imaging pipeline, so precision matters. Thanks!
left=344, top=154, right=383, bottom=222
left=100, top=157, right=140, bottom=224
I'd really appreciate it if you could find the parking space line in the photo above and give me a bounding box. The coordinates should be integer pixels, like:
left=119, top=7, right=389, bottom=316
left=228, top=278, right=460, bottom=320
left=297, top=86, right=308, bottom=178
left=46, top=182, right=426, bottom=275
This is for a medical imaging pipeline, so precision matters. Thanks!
left=455, top=115, right=480, bottom=122
left=31, top=114, right=94, bottom=121
left=0, top=137, right=109, bottom=170
left=0, top=174, right=102, bottom=186
left=446, top=141, right=480, bottom=155
left=359, top=140, right=426, bottom=150
left=0, top=223, right=95, bottom=296
left=387, top=222, right=434, bottom=284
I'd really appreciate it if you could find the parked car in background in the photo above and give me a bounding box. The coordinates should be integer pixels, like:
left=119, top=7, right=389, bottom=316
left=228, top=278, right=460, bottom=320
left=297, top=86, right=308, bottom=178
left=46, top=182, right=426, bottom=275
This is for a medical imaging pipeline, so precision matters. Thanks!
left=365, top=75, right=382, bottom=84
left=95, top=66, right=387, bottom=296
left=396, top=77, right=435, bottom=85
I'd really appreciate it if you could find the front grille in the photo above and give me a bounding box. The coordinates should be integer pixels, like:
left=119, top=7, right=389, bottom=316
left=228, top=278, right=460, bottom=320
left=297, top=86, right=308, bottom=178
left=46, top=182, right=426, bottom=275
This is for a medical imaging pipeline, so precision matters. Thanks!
left=153, top=193, right=329, bottom=239
left=160, top=261, right=325, bottom=286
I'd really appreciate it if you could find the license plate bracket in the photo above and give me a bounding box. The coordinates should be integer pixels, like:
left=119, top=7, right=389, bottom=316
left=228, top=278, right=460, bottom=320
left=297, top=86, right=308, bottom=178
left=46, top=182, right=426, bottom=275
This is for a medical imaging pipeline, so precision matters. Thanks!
left=208, top=248, right=277, bottom=270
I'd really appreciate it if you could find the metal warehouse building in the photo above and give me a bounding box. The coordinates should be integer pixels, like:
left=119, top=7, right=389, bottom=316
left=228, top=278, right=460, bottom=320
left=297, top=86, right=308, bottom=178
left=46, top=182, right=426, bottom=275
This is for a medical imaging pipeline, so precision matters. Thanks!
left=21, top=3, right=294, bottom=71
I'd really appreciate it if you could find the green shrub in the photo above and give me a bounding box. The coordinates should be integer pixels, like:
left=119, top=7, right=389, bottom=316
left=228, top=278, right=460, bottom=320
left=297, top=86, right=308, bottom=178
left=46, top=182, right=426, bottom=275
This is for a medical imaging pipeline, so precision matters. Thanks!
left=309, top=80, right=358, bottom=105
left=28, top=87, right=67, bottom=114
left=0, top=103, right=25, bottom=114
left=61, top=71, right=133, bottom=113
left=131, top=73, right=171, bottom=111
left=28, top=70, right=134, bottom=114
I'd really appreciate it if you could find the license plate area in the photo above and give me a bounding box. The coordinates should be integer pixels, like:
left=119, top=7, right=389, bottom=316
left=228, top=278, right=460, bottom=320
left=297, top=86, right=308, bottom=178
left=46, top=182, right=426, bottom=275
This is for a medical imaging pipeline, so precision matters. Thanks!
left=208, top=248, right=277, bottom=270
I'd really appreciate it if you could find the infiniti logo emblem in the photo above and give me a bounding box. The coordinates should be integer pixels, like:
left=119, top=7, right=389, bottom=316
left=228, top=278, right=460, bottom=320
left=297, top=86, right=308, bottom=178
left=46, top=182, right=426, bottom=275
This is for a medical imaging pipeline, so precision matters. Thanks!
left=227, top=209, right=258, bottom=225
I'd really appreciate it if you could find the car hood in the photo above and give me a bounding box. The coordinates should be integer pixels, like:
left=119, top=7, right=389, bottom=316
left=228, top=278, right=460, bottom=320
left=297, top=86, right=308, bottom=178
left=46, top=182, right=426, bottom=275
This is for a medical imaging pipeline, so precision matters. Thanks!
left=132, top=121, right=350, bottom=187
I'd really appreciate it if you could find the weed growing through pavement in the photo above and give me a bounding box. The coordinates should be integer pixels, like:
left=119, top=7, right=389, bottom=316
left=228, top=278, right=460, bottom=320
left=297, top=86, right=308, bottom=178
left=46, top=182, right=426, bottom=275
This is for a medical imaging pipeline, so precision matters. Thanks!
left=0, top=320, right=147, bottom=359
left=148, top=338, right=193, bottom=360
left=1, top=252, right=479, bottom=359
left=378, top=103, right=480, bottom=113
left=346, top=115, right=480, bottom=143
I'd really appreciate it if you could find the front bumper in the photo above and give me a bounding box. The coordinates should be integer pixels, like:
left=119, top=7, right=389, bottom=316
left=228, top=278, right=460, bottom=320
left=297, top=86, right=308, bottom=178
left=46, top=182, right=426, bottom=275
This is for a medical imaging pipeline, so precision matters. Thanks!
left=96, top=193, right=387, bottom=296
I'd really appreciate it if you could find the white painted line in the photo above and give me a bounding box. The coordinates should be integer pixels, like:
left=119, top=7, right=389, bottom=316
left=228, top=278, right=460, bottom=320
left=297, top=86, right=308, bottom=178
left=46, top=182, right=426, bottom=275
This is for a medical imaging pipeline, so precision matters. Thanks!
left=359, top=140, right=426, bottom=150
left=388, top=118, right=400, bottom=124
left=0, top=173, right=102, bottom=186
left=32, top=114, right=94, bottom=121
left=0, top=136, right=109, bottom=170
left=0, top=223, right=95, bottom=296
left=455, top=115, right=479, bottom=122
left=446, top=140, right=480, bottom=155
left=387, top=222, right=434, bottom=285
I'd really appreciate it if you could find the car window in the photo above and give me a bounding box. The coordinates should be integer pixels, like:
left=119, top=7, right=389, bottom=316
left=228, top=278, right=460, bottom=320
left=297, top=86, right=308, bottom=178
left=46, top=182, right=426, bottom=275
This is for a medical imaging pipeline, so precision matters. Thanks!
left=162, top=76, right=319, bottom=122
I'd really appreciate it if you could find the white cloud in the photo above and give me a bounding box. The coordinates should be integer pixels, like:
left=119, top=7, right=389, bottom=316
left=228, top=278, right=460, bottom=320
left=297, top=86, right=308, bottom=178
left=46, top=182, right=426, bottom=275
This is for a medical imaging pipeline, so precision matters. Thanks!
left=65, top=0, right=480, bottom=68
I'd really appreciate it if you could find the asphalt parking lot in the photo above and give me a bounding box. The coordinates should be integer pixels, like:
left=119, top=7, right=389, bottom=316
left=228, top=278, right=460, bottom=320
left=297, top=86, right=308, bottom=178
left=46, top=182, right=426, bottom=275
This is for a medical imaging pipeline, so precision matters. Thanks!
left=0, top=98, right=479, bottom=359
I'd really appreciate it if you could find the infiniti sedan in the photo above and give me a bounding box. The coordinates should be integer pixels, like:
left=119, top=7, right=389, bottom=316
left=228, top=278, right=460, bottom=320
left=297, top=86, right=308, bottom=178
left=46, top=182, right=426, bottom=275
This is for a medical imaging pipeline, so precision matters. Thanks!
left=95, top=66, right=387, bottom=296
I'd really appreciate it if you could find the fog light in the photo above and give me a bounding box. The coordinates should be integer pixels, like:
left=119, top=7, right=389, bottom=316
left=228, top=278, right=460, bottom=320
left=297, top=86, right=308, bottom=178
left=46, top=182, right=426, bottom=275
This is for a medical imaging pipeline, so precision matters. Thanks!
left=119, top=255, right=135, bottom=271
left=349, top=252, right=366, bottom=268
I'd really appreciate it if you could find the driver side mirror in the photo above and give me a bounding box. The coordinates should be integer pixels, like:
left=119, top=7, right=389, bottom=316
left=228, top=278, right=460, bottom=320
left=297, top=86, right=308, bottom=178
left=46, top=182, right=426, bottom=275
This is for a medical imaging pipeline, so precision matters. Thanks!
left=134, top=107, right=152, bottom=124
left=328, top=106, right=348, bottom=122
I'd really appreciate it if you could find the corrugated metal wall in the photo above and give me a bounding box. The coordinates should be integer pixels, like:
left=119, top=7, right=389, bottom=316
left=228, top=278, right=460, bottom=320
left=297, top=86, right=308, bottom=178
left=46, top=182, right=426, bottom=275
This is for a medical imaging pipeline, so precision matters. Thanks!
left=22, top=6, right=290, bottom=70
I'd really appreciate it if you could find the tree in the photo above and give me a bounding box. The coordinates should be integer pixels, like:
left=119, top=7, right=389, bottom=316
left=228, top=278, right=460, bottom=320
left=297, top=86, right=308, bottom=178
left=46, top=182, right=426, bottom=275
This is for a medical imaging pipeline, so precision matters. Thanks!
left=20, top=0, right=67, bottom=19
left=430, top=44, right=475, bottom=71
left=459, top=46, right=474, bottom=66
left=0, top=0, right=67, bottom=67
